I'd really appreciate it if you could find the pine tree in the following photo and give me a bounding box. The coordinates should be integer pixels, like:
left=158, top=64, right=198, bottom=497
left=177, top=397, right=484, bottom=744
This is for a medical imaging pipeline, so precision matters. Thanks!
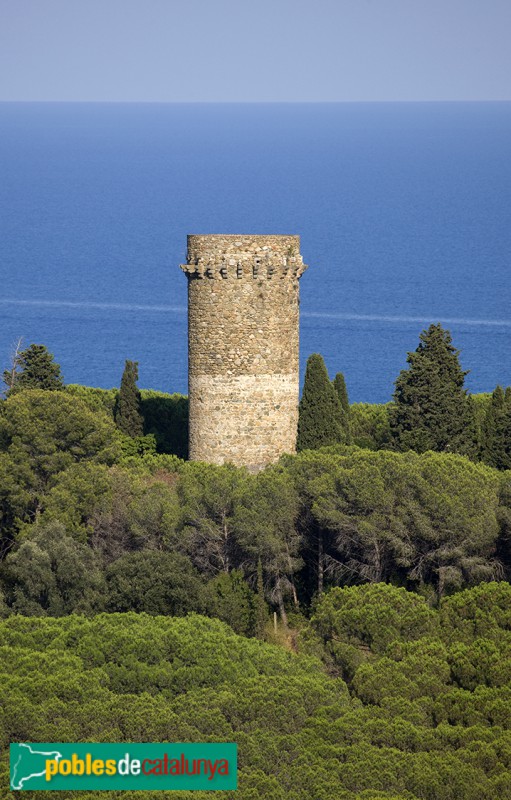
left=115, top=360, right=144, bottom=437
left=389, top=323, right=477, bottom=456
left=333, top=371, right=351, bottom=444
left=297, top=354, right=343, bottom=451
left=3, top=343, right=64, bottom=395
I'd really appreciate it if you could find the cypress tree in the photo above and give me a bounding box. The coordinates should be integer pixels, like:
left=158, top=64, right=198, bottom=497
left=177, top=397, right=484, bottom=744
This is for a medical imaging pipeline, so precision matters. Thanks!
left=506, top=389, right=511, bottom=468
left=389, top=323, right=477, bottom=456
left=333, top=371, right=351, bottom=444
left=3, top=343, right=64, bottom=395
left=481, top=385, right=511, bottom=470
left=115, top=360, right=144, bottom=437
left=297, top=354, right=343, bottom=451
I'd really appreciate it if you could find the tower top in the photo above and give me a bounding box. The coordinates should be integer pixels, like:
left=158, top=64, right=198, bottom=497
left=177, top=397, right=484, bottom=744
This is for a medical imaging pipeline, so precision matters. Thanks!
left=181, top=234, right=307, bottom=280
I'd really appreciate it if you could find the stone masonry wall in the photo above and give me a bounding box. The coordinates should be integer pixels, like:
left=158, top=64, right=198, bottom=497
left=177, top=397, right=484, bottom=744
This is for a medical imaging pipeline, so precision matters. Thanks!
left=180, top=235, right=307, bottom=471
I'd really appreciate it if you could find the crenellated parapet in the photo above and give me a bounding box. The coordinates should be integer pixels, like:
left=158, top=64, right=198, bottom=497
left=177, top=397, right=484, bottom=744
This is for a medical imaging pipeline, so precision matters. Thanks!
left=180, top=234, right=307, bottom=280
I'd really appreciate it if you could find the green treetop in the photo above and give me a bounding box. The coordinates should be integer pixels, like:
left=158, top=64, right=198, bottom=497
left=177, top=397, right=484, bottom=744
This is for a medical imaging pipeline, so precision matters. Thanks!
left=390, top=323, right=476, bottom=455
left=3, top=342, right=64, bottom=395
left=297, top=354, right=344, bottom=451
left=333, top=371, right=351, bottom=444
left=115, top=360, right=144, bottom=438
left=480, top=385, right=511, bottom=470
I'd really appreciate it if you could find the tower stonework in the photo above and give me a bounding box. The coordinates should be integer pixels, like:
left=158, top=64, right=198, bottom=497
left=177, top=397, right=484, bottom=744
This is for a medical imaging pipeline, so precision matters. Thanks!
left=180, top=234, right=308, bottom=471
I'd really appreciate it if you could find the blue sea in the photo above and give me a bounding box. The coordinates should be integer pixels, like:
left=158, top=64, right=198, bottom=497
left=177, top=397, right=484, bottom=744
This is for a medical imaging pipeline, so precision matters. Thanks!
left=1, top=102, right=510, bottom=403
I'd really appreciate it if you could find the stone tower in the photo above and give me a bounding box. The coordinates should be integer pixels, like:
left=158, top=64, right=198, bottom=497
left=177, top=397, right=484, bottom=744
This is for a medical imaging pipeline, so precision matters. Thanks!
left=180, top=234, right=308, bottom=471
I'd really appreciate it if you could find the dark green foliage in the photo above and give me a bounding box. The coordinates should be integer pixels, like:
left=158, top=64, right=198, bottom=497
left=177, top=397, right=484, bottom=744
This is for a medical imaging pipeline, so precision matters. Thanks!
left=177, top=462, right=247, bottom=576
left=497, top=474, right=511, bottom=579
left=0, top=454, right=26, bottom=557
left=115, top=360, right=144, bottom=437
left=2, top=586, right=511, bottom=799
left=206, top=569, right=256, bottom=636
left=117, top=431, right=157, bottom=458
left=2, top=342, right=64, bottom=395
left=439, top=581, right=511, bottom=644
left=297, top=354, right=344, bottom=450
left=408, top=452, right=501, bottom=596
left=141, top=390, right=189, bottom=459
left=313, top=583, right=438, bottom=653
left=254, top=557, right=269, bottom=639
left=333, top=371, right=350, bottom=416
left=472, top=392, right=493, bottom=448
left=88, top=466, right=180, bottom=563
left=0, top=391, right=119, bottom=546
left=306, top=582, right=511, bottom=773
left=234, top=468, right=302, bottom=624
left=288, top=448, right=502, bottom=597
left=0, top=333, right=510, bottom=800
left=281, top=449, right=342, bottom=598
left=3, top=521, right=104, bottom=616
left=65, top=384, right=118, bottom=415
left=105, top=551, right=205, bottom=615
left=66, top=385, right=189, bottom=459
left=390, top=324, right=477, bottom=456
left=310, top=583, right=437, bottom=679
left=0, top=588, right=8, bottom=619
left=173, top=461, right=302, bottom=624
left=350, top=402, right=393, bottom=449
left=0, top=389, right=507, bottom=612
left=0, top=390, right=118, bottom=471
left=480, top=385, right=511, bottom=470
left=42, top=462, right=112, bottom=538
left=333, top=371, right=352, bottom=444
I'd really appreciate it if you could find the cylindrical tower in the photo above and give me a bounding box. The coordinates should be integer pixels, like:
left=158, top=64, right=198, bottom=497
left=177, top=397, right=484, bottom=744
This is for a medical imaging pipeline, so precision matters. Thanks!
left=180, top=234, right=308, bottom=471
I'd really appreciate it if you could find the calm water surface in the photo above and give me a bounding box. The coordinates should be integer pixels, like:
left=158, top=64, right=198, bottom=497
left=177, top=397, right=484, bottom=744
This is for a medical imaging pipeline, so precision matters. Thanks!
left=0, top=102, right=510, bottom=401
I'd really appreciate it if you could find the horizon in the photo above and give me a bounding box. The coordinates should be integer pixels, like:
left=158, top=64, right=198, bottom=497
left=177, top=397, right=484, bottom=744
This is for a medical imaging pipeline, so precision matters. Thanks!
left=2, top=99, right=511, bottom=105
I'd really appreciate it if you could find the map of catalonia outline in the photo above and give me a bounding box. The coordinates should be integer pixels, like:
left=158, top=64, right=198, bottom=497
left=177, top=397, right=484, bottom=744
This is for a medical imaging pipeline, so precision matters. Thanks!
left=11, top=743, right=63, bottom=790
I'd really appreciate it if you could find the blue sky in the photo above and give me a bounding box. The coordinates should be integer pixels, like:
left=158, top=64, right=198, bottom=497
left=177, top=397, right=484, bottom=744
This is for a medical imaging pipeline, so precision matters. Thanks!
left=0, top=0, right=510, bottom=101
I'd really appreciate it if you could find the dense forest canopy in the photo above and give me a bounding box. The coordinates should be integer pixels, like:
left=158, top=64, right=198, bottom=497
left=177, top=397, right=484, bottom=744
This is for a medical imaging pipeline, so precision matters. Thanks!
left=1, top=583, right=511, bottom=799
left=1, top=328, right=510, bottom=799
left=0, top=387, right=509, bottom=616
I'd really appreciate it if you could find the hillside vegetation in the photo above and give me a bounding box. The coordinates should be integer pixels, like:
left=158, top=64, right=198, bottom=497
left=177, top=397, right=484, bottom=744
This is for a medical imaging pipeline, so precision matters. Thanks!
left=1, top=582, right=511, bottom=799
left=1, top=334, right=510, bottom=798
